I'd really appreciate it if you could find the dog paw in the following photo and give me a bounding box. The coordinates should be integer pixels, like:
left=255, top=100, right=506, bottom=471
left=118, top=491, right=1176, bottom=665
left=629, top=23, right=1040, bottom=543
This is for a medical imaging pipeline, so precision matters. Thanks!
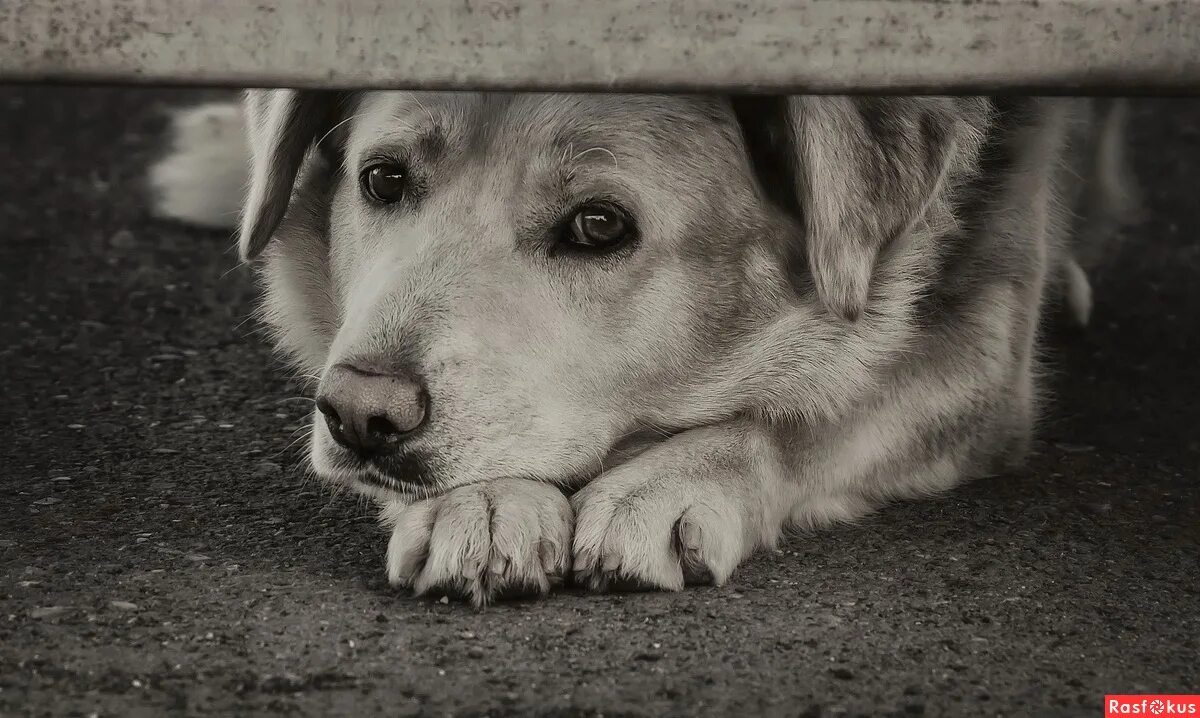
left=570, top=473, right=746, bottom=592
left=383, top=479, right=572, bottom=607
left=148, top=101, right=247, bottom=230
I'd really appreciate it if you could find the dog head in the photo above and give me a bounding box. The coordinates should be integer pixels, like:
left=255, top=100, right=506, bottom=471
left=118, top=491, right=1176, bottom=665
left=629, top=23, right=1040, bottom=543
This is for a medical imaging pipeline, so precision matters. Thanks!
left=242, top=90, right=989, bottom=501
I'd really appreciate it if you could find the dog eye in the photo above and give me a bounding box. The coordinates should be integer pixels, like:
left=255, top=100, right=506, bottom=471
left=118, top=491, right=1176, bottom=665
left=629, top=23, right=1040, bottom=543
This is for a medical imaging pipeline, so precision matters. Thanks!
left=564, top=203, right=634, bottom=250
left=360, top=163, right=408, bottom=204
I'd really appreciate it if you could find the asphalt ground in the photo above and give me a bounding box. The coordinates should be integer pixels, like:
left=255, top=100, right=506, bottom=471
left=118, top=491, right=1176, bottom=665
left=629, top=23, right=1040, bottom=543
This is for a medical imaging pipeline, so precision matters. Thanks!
left=0, top=87, right=1196, bottom=717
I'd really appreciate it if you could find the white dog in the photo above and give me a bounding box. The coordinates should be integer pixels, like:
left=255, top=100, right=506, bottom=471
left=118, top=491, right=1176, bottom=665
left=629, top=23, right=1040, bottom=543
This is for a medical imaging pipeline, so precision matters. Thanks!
left=150, top=92, right=1134, bottom=606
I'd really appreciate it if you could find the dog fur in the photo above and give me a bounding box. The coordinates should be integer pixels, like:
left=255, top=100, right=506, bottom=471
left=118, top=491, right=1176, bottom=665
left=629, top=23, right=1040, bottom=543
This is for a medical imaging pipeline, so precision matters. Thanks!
left=149, top=92, right=1134, bottom=606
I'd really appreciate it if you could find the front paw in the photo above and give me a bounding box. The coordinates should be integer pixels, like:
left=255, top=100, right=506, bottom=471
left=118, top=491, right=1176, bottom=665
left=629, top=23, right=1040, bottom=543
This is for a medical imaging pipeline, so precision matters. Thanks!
left=383, top=479, right=572, bottom=607
left=570, top=472, right=747, bottom=592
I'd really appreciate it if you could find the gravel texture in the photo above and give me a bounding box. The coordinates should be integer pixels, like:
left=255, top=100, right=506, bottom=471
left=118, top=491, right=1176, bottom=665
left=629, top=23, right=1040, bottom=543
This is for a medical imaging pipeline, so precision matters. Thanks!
left=0, top=87, right=1197, bottom=716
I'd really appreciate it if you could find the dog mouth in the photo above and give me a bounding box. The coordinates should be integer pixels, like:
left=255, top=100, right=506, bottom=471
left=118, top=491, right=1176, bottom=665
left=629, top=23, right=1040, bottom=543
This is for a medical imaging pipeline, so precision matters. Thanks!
left=319, top=425, right=683, bottom=501
left=324, top=447, right=588, bottom=503
left=356, top=467, right=428, bottom=494
left=324, top=449, right=447, bottom=499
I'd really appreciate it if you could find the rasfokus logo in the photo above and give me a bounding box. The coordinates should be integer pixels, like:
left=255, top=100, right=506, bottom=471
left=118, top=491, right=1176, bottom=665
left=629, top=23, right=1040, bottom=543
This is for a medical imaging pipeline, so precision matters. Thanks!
left=1105, top=695, right=1200, bottom=716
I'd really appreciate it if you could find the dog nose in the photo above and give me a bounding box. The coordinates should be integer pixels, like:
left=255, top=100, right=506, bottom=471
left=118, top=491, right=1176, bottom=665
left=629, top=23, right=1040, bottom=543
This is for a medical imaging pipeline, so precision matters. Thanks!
left=315, top=363, right=428, bottom=457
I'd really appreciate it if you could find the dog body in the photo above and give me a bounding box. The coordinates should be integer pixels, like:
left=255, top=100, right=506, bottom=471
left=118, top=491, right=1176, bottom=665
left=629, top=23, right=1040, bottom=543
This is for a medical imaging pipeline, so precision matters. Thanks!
left=151, top=92, right=1131, bottom=605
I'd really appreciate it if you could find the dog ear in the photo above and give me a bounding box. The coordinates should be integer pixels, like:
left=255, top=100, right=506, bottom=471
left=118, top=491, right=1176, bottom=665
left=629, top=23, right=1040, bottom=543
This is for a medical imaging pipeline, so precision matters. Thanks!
left=239, top=89, right=351, bottom=261
left=735, top=97, right=990, bottom=321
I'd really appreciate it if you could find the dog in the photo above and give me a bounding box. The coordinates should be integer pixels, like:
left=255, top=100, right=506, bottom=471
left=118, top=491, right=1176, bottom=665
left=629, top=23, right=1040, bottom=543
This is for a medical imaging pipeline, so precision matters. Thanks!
left=149, top=91, right=1134, bottom=606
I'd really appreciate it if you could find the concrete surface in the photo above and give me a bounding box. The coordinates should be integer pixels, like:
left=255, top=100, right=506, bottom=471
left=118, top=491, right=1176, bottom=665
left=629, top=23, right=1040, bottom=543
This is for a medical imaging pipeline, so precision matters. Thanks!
left=0, top=87, right=1197, bottom=717
left=6, top=0, right=1200, bottom=93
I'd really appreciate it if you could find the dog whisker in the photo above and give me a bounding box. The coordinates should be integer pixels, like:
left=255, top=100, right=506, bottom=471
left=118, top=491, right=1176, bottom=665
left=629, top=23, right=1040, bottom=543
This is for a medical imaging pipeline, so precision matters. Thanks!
left=571, top=146, right=618, bottom=169
left=316, top=112, right=368, bottom=151
left=410, top=96, right=436, bottom=128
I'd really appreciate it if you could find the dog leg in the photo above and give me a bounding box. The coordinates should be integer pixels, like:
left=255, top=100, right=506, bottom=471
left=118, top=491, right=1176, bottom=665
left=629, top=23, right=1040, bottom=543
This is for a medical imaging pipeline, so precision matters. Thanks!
left=383, top=478, right=573, bottom=607
left=148, top=101, right=248, bottom=230
left=571, top=421, right=794, bottom=591
left=572, top=322, right=1035, bottom=594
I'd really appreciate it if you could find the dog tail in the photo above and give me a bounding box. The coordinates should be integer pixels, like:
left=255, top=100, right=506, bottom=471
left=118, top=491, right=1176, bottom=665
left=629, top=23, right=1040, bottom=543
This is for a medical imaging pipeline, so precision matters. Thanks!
left=1058, top=98, right=1140, bottom=327
left=1076, top=98, right=1141, bottom=247
left=148, top=100, right=248, bottom=231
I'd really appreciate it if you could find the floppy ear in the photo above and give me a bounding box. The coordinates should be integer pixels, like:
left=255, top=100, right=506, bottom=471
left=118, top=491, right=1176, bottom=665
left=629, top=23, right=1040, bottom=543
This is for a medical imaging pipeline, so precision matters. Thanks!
left=239, top=89, right=350, bottom=261
left=794, top=97, right=993, bottom=320
left=737, top=97, right=990, bottom=321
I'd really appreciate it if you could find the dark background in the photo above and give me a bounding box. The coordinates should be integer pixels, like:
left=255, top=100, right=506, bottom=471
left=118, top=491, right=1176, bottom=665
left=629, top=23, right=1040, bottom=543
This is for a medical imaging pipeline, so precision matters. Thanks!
left=1, top=87, right=1196, bottom=716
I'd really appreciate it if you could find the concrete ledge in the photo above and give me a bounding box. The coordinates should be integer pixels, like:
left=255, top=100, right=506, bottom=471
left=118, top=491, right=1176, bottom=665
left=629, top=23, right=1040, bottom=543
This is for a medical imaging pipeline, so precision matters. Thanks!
left=3, top=0, right=1200, bottom=93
